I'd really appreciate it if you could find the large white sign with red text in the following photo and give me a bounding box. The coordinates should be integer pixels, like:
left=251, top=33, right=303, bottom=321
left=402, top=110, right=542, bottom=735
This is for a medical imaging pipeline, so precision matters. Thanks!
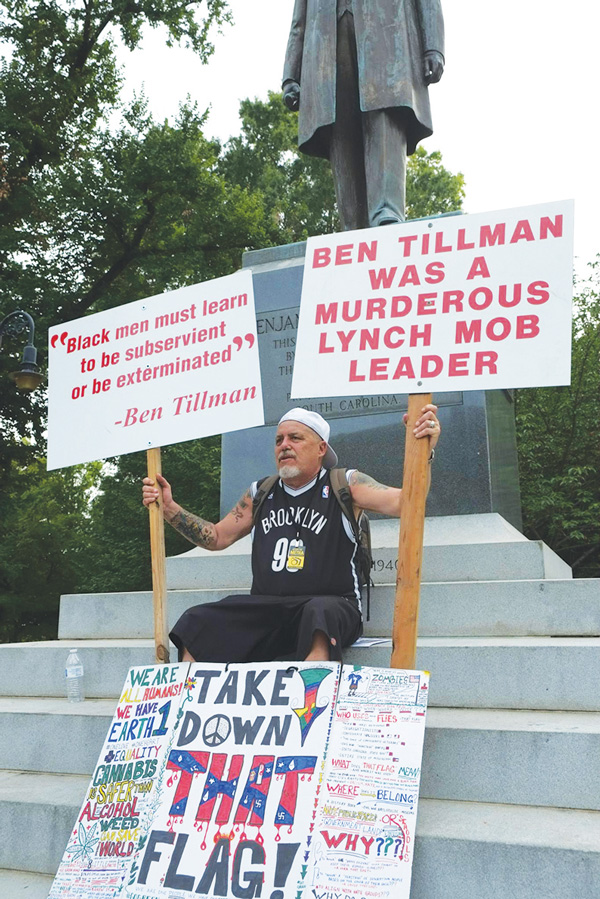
left=47, top=271, right=263, bottom=469
left=291, top=201, right=574, bottom=398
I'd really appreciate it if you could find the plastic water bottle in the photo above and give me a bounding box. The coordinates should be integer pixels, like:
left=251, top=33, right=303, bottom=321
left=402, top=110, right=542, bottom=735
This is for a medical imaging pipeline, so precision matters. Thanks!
left=65, top=648, right=84, bottom=702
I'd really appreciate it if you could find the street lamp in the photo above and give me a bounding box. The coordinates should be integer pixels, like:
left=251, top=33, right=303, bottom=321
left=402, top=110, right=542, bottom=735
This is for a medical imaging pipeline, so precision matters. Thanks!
left=0, top=310, right=44, bottom=391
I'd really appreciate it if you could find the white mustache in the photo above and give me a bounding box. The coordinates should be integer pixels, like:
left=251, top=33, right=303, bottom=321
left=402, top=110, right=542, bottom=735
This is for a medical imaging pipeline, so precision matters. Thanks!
left=278, top=452, right=296, bottom=461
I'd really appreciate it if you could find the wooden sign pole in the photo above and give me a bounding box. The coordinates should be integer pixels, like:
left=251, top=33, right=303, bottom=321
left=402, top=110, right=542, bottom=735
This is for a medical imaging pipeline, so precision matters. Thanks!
left=147, top=447, right=170, bottom=664
left=390, top=393, right=433, bottom=670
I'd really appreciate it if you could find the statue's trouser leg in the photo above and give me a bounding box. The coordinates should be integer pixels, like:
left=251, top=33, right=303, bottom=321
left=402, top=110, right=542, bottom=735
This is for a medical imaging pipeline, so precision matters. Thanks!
left=363, top=110, right=408, bottom=226
left=328, top=11, right=369, bottom=231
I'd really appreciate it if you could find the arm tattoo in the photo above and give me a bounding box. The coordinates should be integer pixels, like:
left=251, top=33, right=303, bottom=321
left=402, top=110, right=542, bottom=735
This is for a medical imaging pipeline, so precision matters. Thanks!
left=169, top=510, right=217, bottom=548
left=350, top=471, right=392, bottom=491
left=228, top=489, right=252, bottom=523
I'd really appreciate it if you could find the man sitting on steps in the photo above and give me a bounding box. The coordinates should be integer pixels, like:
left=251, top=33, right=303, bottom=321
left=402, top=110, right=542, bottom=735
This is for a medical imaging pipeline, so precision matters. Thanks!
left=142, top=406, right=440, bottom=663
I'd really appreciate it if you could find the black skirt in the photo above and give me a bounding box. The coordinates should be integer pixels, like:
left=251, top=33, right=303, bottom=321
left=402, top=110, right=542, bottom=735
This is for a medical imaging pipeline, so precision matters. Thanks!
left=170, top=594, right=363, bottom=663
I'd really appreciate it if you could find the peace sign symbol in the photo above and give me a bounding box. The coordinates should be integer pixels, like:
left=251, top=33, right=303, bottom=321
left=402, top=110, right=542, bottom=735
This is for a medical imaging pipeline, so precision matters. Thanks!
left=203, top=714, right=231, bottom=746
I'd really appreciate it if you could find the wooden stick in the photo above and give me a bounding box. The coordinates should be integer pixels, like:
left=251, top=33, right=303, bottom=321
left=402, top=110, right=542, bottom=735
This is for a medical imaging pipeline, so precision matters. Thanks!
left=390, top=393, right=433, bottom=670
left=147, top=447, right=170, bottom=664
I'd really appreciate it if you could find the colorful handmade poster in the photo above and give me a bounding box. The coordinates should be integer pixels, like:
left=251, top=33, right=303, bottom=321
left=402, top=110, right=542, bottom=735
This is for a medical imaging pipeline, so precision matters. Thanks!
left=124, top=661, right=340, bottom=899
left=301, top=666, right=430, bottom=899
left=48, top=663, right=190, bottom=898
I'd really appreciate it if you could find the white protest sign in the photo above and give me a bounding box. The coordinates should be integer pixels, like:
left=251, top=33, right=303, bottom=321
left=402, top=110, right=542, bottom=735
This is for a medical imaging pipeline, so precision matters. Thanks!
left=305, top=666, right=429, bottom=899
left=126, top=662, right=340, bottom=899
left=291, top=200, right=574, bottom=398
left=48, top=663, right=190, bottom=898
left=48, top=271, right=263, bottom=469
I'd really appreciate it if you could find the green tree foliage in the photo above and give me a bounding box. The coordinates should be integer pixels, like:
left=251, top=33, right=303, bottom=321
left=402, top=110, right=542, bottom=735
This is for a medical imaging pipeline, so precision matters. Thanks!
left=0, top=456, right=102, bottom=641
left=81, top=437, right=221, bottom=596
left=0, top=3, right=468, bottom=640
left=0, top=0, right=236, bottom=463
left=219, top=92, right=466, bottom=244
left=514, top=263, right=600, bottom=578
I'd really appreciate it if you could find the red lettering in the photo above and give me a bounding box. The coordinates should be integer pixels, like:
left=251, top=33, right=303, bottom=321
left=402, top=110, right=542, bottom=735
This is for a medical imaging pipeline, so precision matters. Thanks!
left=442, top=290, right=464, bottom=313
left=498, top=283, right=522, bottom=307
left=336, top=244, right=353, bottom=265
left=417, top=293, right=437, bottom=315
left=480, top=223, right=506, bottom=247
left=366, top=297, right=386, bottom=319
left=410, top=323, right=432, bottom=346
left=392, top=357, right=415, bottom=379
left=383, top=327, right=404, bottom=349
left=315, top=303, right=337, bottom=325
left=342, top=301, right=361, bottom=322
left=434, top=232, right=452, bottom=252
left=457, top=228, right=475, bottom=250
left=475, top=351, right=498, bottom=374
left=313, top=247, right=331, bottom=268
left=528, top=281, right=550, bottom=304
left=370, top=358, right=389, bottom=380
left=425, top=261, right=445, bottom=284
left=455, top=320, right=482, bottom=343
left=349, top=360, right=365, bottom=382
left=337, top=331, right=356, bottom=352
left=540, top=215, right=563, bottom=239
left=516, top=315, right=540, bottom=339
left=391, top=295, right=412, bottom=317
left=448, top=353, right=470, bottom=376
left=466, top=256, right=491, bottom=280
left=318, top=333, right=334, bottom=354
left=359, top=329, right=379, bottom=351
left=398, top=265, right=420, bottom=286
left=358, top=240, right=378, bottom=262
left=421, top=355, right=443, bottom=377
left=196, top=754, right=244, bottom=825
left=369, top=267, right=396, bottom=289
left=469, top=287, right=493, bottom=310
left=486, top=317, right=511, bottom=341
left=510, top=219, right=535, bottom=243
left=397, top=235, right=418, bottom=256
left=321, top=831, right=346, bottom=849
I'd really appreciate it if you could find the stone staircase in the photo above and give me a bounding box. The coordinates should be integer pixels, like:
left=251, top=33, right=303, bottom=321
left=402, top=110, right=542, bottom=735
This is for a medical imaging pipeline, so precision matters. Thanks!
left=1, top=513, right=600, bottom=898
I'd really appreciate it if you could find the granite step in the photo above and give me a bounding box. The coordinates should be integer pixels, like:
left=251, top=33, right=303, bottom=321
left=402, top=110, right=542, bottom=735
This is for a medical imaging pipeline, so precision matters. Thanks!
left=0, top=769, right=89, bottom=876
left=166, top=538, right=571, bottom=589
left=2, top=698, right=599, bottom=813
left=2, top=636, right=600, bottom=710
left=411, top=799, right=600, bottom=899
left=348, top=636, right=600, bottom=711
left=0, top=869, right=54, bottom=898
left=2, top=769, right=600, bottom=898
left=58, top=578, right=599, bottom=641
left=0, top=697, right=117, bottom=775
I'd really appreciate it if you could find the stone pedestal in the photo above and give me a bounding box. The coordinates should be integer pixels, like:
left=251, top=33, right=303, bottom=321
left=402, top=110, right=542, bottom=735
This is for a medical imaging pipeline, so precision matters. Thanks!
left=221, top=241, right=522, bottom=529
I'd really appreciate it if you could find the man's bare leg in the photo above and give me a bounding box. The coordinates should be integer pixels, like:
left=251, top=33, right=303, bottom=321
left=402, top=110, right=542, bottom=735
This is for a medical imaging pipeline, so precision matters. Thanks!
left=304, top=630, right=331, bottom=661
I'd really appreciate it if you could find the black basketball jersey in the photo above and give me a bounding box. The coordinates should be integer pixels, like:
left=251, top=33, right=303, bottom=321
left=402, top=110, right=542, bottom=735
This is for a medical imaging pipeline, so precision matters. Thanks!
left=250, top=469, right=361, bottom=607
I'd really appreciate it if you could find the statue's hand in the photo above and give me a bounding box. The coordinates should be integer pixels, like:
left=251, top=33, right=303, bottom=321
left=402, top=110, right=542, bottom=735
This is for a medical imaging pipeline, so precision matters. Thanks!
left=283, top=80, right=300, bottom=111
left=423, top=50, right=444, bottom=84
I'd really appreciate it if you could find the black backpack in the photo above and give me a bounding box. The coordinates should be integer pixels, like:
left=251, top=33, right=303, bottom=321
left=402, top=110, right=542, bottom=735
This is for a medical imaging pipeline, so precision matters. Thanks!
left=252, top=468, right=373, bottom=620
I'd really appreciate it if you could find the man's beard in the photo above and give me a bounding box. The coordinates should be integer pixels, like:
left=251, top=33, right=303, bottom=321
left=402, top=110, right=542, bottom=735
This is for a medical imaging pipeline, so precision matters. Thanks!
left=278, top=461, right=301, bottom=479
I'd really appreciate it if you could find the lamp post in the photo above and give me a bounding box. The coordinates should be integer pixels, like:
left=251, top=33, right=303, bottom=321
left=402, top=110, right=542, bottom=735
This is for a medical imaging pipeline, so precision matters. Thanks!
left=0, top=310, right=44, bottom=391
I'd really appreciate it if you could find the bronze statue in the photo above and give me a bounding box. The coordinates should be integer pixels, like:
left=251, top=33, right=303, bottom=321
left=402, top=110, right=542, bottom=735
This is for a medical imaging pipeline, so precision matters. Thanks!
left=283, top=0, right=445, bottom=230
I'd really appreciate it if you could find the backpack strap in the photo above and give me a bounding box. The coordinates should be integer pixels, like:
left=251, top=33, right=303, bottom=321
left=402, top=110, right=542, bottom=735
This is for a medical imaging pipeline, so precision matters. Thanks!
left=251, top=475, right=279, bottom=525
left=329, top=468, right=358, bottom=537
left=329, top=468, right=371, bottom=620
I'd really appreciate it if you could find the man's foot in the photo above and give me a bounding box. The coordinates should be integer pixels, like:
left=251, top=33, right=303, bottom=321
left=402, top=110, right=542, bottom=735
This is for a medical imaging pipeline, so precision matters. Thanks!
left=375, top=214, right=403, bottom=227
left=304, top=630, right=332, bottom=661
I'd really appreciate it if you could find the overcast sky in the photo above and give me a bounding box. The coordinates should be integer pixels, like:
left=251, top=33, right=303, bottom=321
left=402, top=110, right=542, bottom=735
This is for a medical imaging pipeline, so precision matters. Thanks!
left=117, top=0, right=600, bottom=276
